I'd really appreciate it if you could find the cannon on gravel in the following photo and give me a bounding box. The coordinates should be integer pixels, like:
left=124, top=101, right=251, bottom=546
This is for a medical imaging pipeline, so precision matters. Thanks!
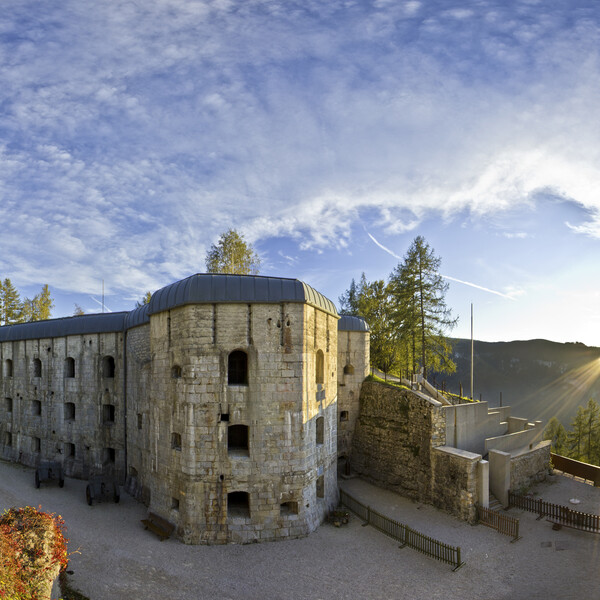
left=85, top=475, right=120, bottom=506
left=34, top=461, right=64, bottom=489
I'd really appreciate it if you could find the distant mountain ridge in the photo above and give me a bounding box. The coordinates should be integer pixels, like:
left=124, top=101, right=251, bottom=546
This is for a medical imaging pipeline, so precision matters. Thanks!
left=430, top=338, right=600, bottom=427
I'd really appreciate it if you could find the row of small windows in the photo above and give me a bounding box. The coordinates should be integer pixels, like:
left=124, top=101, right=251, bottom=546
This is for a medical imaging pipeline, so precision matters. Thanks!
left=3, top=397, right=115, bottom=422
left=1, top=356, right=115, bottom=379
left=172, top=350, right=328, bottom=386
left=170, top=424, right=250, bottom=455
left=1, top=434, right=113, bottom=464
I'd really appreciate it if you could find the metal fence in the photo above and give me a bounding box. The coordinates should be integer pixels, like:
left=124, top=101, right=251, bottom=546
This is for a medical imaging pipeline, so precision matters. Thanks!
left=339, top=488, right=464, bottom=571
left=476, top=504, right=520, bottom=541
left=509, top=491, right=600, bottom=534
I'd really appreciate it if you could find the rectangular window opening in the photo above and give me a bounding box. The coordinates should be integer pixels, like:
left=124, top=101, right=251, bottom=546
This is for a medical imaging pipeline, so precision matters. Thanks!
left=227, top=491, right=250, bottom=519
left=227, top=424, right=249, bottom=457
left=280, top=501, right=299, bottom=516
left=103, top=404, right=115, bottom=423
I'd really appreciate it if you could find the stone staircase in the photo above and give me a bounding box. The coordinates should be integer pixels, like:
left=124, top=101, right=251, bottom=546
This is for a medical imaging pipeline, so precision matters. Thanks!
left=488, top=493, right=504, bottom=512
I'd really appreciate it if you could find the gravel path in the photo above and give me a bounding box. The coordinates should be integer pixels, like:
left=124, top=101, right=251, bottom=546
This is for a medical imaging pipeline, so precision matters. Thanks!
left=1, top=459, right=599, bottom=600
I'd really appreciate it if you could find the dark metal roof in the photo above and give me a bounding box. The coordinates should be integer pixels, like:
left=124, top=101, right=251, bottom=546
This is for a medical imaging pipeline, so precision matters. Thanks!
left=338, top=315, right=370, bottom=332
left=148, top=274, right=338, bottom=317
left=124, top=303, right=151, bottom=330
left=0, top=274, right=337, bottom=343
left=0, top=312, right=129, bottom=342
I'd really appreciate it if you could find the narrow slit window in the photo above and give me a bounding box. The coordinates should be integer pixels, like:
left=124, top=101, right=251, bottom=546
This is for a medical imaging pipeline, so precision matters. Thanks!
left=64, top=402, right=75, bottom=421
left=228, top=350, right=248, bottom=385
left=4, top=359, right=13, bottom=378
left=228, top=424, right=249, bottom=456
left=316, top=475, right=325, bottom=499
left=102, top=356, right=115, bottom=378
left=171, top=432, right=182, bottom=451
left=32, top=400, right=41, bottom=416
left=5, top=398, right=12, bottom=413
left=33, top=358, right=42, bottom=378
left=316, top=416, right=324, bottom=445
left=65, top=357, right=75, bottom=378
left=103, top=404, right=115, bottom=423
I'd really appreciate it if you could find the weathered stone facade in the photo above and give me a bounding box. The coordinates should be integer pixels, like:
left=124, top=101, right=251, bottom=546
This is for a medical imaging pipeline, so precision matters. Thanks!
left=510, top=440, right=552, bottom=492
left=0, top=274, right=358, bottom=545
left=336, top=317, right=370, bottom=461
left=350, top=381, right=446, bottom=502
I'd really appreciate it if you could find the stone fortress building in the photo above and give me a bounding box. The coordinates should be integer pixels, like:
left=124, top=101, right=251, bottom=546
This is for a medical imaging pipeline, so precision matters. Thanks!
left=0, top=271, right=549, bottom=542
left=0, top=273, right=370, bottom=544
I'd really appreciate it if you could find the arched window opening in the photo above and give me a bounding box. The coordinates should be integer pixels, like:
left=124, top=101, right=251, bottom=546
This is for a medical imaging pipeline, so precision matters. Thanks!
left=65, top=357, right=75, bottom=378
left=64, top=402, right=75, bottom=421
left=171, top=432, right=182, bottom=451
left=102, top=356, right=115, bottom=378
left=343, top=364, right=354, bottom=375
left=228, top=424, right=249, bottom=456
left=4, top=359, right=13, bottom=378
left=315, top=350, right=324, bottom=384
left=171, top=365, right=182, bottom=379
left=103, top=447, right=116, bottom=464
left=227, top=491, right=250, bottom=518
left=33, top=358, right=42, bottom=378
left=228, top=350, right=248, bottom=385
left=316, top=416, right=324, bottom=445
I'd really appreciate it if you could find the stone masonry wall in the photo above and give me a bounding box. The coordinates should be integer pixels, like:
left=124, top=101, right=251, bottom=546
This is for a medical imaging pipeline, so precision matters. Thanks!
left=351, top=381, right=446, bottom=503
left=337, top=329, right=370, bottom=459
left=431, top=446, right=481, bottom=523
left=141, top=301, right=338, bottom=544
left=0, top=333, right=125, bottom=481
left=510, top=440, right=552, bottom=492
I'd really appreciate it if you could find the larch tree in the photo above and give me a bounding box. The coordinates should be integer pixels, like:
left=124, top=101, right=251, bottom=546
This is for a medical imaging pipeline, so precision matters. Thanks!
left=543, top=417, right=567, bottom=455
left=389, top=236, right=457, bottom=378
left=205, top=229, right=261, bottom=275
left=19, top=284, right=54, bottom=322
left=136, top=291, right=152, bottom=307
left=0, top=278, right=22, bottom=325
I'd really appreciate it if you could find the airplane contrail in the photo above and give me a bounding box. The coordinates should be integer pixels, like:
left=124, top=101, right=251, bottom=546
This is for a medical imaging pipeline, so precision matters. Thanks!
left=366, top=231, right=517, bottom=301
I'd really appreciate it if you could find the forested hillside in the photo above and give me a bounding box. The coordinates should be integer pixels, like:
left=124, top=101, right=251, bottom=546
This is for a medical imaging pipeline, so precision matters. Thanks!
left=430, top=339, right=600, bottom=427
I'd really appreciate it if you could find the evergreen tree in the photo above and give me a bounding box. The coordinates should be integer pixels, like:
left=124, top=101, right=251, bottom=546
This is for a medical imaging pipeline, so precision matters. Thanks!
left=583, top=398, right=600, bottom=463
left=0, top=279, right=22, bottom=326
left=338, top=277, right=360, bottom=316
left=389, top=236, right=457, bottom=378
left=543, top=417, right=567, bottom=455
left=567, top=406, right=587, bottom=460
left=356, top=278, right=399, bottom=377
left=205, top=229, right=261, bottom=275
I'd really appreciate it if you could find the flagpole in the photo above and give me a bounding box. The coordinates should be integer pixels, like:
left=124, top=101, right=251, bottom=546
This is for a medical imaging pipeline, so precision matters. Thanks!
left=470, top=303, right=474, bottom=400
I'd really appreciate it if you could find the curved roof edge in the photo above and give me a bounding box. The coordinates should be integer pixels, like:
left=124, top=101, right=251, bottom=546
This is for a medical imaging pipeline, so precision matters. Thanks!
left=124, top=303, right=151, bottom=330
left=338, top=315, right=370, bottom=332
left=148, top=274, right=339, bottom=317
left=0, top=312, right=129, bottom=342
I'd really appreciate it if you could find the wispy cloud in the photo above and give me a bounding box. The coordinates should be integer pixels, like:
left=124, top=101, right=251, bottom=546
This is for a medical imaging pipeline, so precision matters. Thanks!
left=1, top=0, right=600, bottom=303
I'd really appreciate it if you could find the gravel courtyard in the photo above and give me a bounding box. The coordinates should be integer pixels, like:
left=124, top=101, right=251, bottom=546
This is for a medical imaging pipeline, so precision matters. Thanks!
left=1, top=459, right=599, bottom=600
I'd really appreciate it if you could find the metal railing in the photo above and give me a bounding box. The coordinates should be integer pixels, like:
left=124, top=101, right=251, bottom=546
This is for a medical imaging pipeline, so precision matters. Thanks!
left=509, top=491, right=600, bottom=533
left=551, top=453, right=600, bottom=486
left=476, top=504, right=520, bottom=541
left=339, top=488, right=464, bottom=571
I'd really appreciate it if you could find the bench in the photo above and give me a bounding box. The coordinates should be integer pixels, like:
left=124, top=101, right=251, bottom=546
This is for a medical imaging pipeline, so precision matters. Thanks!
left=141, top=512, right=175, bottom=541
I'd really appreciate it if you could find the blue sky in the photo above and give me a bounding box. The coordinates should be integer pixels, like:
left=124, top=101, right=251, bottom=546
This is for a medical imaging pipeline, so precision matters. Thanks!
left=1, top=0, right=599, bottom=345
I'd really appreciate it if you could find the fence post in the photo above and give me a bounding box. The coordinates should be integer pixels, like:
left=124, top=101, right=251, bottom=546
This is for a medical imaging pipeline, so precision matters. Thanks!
left=362, top=505, right=371, bottom=527
left=452, top=547, right=464, bottom=571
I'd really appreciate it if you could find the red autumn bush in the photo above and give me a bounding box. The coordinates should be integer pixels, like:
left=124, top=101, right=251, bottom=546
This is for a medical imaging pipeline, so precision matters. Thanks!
left=0, top=506, right=68, bottom=600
